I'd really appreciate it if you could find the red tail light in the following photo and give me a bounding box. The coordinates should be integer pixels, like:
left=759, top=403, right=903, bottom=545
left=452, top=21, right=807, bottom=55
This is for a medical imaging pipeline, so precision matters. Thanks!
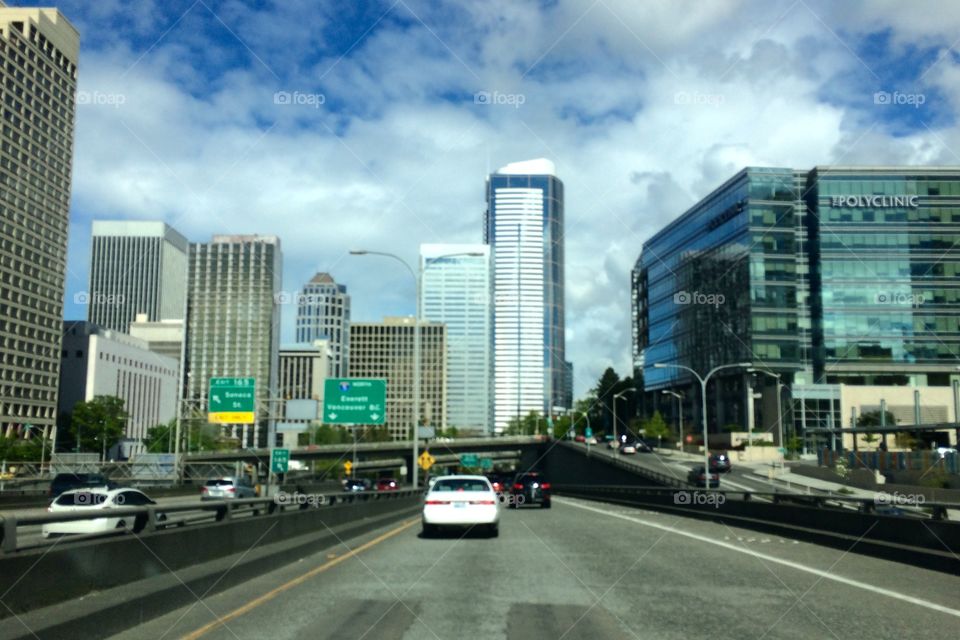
left=512, top=483, right=523, bottom=490
left=425, top=499, right=448, bottom=505
left=226, top=486, right=236, bottom=493
left=200, top=486, right=208, bottom=493
left=541, top=483, right=551, bottom=490
left=473, top=499, right=496, bottom=505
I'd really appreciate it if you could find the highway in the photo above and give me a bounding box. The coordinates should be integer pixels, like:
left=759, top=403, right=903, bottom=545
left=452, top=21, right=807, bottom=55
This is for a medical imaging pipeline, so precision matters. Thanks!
left=107, top=496, right=960, bottom=640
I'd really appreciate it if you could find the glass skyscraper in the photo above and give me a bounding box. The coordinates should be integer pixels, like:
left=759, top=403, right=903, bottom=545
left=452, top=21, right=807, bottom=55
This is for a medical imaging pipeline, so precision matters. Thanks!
left=484, top=158, right=568, bottom=433
left=420, top=243, right=492, bottom=435
left=634, top=166, right=960, bottom=436
left=294, top=272, right=349, bottom=378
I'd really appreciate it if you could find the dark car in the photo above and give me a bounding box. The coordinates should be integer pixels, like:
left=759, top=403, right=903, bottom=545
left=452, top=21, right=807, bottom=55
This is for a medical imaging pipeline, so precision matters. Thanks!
left=343, top=478, right=371, bottom=492
left=376, top=478, right=400, bottom=491
left=709, top=453, right=732, bottom=473
left=687, top=466, right=720, bottom=488
left=486, top=474, right=509, bottom=493
left=635, top=440, right=654, bottom=453
left=510, top=472, right=551, bottom=508
left=48, top=473, right=115, bottom=499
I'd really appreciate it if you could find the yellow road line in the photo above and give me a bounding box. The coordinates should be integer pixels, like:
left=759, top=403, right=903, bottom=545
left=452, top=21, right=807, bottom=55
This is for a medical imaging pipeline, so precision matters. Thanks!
left=181, top=518, right=418, bottom=639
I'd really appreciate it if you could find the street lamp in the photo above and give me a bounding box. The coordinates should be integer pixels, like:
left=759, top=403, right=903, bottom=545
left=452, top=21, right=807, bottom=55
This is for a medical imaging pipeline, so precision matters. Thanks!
left=748, top=368, right=786, bottom=468
left=654, top=361, right=752, bottom=486
left=661, top=390, right=684, bottom=451
left=350, top=249, right=484, bottom=490
left=612, top=389, right=634, bottom=444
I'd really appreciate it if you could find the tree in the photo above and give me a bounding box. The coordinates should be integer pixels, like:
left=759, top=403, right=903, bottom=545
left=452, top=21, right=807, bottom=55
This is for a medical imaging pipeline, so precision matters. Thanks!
left=504, top=411, right=542, bottom=435
left=856, top=410, right=897, bottom=427
left=0, top=435, right=44, bottom=462
left=894, top=431, right=917, bottom=450
left=641, top=411, right=671, bottom=446
left=66, top=396, right=128, bottom=458
left=142, top=420, right=175, bottom=453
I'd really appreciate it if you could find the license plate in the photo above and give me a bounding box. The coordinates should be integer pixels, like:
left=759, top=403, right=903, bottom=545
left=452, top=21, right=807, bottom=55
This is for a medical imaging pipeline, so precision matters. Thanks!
left=453, top=502, right=467, bottom=508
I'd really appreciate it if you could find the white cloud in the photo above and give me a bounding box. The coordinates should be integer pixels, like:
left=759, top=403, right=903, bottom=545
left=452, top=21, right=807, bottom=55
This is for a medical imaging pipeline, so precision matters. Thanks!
left=62, top=0, right=960, bottom=397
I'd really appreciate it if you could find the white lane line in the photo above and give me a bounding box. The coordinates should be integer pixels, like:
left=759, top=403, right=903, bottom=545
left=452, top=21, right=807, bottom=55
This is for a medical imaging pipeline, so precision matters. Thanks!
left=556, top=497, right=960, bottom=619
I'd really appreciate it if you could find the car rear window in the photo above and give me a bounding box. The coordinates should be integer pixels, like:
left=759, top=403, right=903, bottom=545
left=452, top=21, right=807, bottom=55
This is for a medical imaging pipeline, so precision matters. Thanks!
left=432, top=479, right=490, bottom=492
left=205, top=479, right=233, bottom=487
left=55, top=492, right=109, bottom=506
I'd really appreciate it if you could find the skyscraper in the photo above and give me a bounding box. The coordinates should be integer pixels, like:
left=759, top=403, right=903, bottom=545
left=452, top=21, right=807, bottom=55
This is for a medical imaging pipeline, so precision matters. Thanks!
left=484, top=158, right=567, bottom=433
left=348, top=317, right=446, bottom=441
left=183, top=235, right=281, bottom=447
left=295, top=272, right=350, bottom=377
left=88, top=220, right=188, bottom=332
left=0, top=6, right=79, bottom=440
left=420, top=244, right=492, bottom=435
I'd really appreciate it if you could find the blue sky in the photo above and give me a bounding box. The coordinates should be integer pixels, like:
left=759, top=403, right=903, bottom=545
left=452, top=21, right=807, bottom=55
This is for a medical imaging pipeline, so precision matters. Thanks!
left=15, top=0, right=960, bottom=397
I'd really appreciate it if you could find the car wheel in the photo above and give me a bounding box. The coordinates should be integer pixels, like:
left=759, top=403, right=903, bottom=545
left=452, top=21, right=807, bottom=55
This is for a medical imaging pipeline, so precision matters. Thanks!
left=542, top=500, right=551, bottom=509
left=488, top=524, right=499, bottom=538
left=422, top=523, right=437, bottom=538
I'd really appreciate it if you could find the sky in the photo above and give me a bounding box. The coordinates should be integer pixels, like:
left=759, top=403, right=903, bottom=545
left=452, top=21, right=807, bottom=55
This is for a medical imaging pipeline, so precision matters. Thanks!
left=22, top=0, right=960, bottom=398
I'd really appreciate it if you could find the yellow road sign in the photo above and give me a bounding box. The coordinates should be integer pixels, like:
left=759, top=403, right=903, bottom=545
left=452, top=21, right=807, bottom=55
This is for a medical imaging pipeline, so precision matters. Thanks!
left=344, top=460, right=353, bottom=475
left=418, top=451, right=435, bottom=470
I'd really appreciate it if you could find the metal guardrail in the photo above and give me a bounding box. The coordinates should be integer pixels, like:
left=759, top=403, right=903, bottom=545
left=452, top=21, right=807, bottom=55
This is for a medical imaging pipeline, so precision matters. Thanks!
left=0, top=488, right=423, bottom=554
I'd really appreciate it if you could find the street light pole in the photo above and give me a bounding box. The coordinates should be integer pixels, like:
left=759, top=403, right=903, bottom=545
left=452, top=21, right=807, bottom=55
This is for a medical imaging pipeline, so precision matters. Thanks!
left=662, top=390, right=684, bottom=451
left=612, top=389, right=634, bottom=444
left=655, top=362, right=752, bottom=487
left=351, top=249, right=484, bottom=490
left=749, top=368, right=786, bottom=470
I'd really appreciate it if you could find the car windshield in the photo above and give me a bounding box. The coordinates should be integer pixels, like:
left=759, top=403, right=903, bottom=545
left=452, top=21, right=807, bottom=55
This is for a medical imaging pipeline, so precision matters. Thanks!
left=432, top=479, right=489, bottom=492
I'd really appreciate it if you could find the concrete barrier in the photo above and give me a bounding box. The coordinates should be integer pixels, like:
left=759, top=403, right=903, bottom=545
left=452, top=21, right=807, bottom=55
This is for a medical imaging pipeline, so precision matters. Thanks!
left=0, top=490, right=422, bottom=631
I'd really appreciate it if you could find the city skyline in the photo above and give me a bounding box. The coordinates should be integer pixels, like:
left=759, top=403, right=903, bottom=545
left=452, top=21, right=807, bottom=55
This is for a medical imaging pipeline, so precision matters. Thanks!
left=35, top=0, right=960, bottom=399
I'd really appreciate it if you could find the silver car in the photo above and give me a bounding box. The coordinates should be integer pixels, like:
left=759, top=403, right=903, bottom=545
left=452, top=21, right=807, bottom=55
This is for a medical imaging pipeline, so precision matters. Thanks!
left=200, top=476, right=257, bottom=499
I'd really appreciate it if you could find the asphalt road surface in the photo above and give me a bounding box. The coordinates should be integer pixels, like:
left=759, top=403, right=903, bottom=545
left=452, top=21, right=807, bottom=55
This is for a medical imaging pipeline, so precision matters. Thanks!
left=107, top=496, right=960, bottom=640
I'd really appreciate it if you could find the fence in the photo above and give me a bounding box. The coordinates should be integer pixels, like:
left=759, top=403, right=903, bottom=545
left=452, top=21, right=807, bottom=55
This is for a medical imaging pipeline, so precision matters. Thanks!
left=817, top=448, right=958, bottom=475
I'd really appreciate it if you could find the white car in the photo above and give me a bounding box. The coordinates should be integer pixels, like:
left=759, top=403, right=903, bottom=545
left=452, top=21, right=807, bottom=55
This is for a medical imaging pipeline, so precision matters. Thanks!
left=43, top=487, right=158, bottom=538
left=422, top=475, right=500, bottom=537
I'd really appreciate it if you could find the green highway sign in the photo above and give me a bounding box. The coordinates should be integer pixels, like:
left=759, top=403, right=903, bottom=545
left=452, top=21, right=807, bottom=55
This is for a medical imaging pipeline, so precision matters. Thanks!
left=480, top=457, right=493, bottom=471
left=208, top=377, right=255, bottom=424
left=460, top=453, right=479, bottom=467
left=323, top=379, right=386, bottom=425
left=271, top=448, right=290, bottom=474
left=585, top=426, right=593, bottom=438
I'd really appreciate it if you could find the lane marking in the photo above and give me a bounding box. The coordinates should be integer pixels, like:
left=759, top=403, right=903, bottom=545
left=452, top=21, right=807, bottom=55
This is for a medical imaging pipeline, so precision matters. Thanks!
left=181, top=518, right=419, bottom=639
left=556, top=497, right=960, bottom=619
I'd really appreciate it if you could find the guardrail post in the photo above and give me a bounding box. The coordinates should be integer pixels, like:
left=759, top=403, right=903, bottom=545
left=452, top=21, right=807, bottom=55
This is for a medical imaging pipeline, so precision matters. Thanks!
left=1, top=516, right=17, bottom=553
left=143, top=507, right=158, bottom=533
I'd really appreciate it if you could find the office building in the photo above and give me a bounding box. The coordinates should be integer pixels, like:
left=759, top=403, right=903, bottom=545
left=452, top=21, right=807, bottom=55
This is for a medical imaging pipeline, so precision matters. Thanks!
left=58, top=322, right=179, bottom=458
left=277, top=341, right=330, bottom=446
left=128, top=313, right=184, bottom=372
left=0, top=6, right=79, bottom=442
left=635, top=166, right=960, bottom=446
left=484, top=158, right=568, bottom=433
left=88, top=221, right=188, bottom=331
left=295, top=272, right=349, bottom=377
left=420, top=244, right=492, bottom=435
left=348, top=316, right=446, bottom=440
left=182, top=235, right=281, bottom=447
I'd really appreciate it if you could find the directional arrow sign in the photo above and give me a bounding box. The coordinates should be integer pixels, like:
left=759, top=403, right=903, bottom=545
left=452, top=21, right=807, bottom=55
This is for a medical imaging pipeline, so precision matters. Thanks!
left=208, top=377, right=255, bottom=424
left=460, top=453, right=479, bottom=467
left=323, top=378, right=386, bottom=425
left=270, top=448, right=290, bottom=474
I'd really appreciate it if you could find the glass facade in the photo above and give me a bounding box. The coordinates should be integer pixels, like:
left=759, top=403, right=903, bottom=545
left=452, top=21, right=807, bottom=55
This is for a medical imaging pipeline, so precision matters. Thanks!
left=420, top=244, right=492, bottom=435
left=635, top=166, right=960, bottom=434
left=295, top=273, right=350, bottom=378
left=484, top=163, right=567, bottom=433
